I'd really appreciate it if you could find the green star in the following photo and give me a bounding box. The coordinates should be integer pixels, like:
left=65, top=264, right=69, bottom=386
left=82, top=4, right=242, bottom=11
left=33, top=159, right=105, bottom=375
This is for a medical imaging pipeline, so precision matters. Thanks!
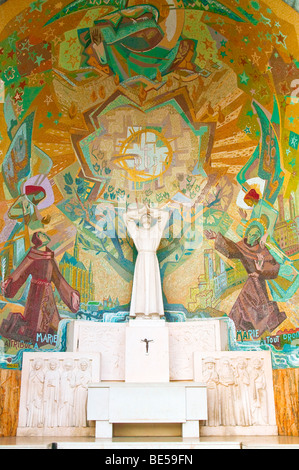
left=289, top=158, right=296, bottom=167
left=30, top=0, right=46, bottom=12
left=239, top=71, right=250, bottom=85
left=242, top=36, right=250, bottom=45
left=35, top=54, right=44, bottom=66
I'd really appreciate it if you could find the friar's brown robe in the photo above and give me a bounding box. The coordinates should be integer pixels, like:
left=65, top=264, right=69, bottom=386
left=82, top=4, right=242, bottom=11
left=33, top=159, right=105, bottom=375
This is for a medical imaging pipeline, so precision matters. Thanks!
left=215, top=233, right=286, bottom=335
left=3, top=247, right=80, bottom=341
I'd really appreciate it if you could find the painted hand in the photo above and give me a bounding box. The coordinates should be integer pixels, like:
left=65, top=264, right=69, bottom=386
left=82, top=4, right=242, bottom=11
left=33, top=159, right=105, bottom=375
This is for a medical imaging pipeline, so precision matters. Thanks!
left=204, top=229, right=217, bottom=240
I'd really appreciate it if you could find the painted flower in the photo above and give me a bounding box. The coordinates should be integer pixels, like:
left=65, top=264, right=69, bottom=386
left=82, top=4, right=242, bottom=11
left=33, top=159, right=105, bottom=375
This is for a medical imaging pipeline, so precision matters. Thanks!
left=4, top=66, right=15, bottom=81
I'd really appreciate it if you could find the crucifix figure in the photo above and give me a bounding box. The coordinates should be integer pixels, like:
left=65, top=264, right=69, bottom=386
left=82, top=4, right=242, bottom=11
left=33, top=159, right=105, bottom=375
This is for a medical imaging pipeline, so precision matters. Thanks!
left=141, top=338, right=153, bottom=354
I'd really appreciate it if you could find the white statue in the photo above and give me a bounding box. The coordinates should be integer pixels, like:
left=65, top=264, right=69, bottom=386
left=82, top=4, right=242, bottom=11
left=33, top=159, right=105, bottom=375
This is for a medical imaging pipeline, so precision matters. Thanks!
left=123, top=204, right=169, bottom=319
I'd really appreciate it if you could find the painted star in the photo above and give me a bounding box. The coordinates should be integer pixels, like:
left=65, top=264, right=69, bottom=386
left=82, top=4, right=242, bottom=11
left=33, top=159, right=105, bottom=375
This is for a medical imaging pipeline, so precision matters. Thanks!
left=251, top=52, right=260, bottom=65
left=29, top=0, right=47, bottom=12
left=275, top=31, right=287, bottom=48
left=288, top=116, right=295, bottom=124
left=44, top=95, right=53, bottom=105
left=35, top=54, right=45, bottom=66
left=20, top=39, right=33, bottom=51
left=289, top=158, right=296, bottom=167
left=13, top=89, right=23, bottom=104
left=239, top=71, right=250, bottom=85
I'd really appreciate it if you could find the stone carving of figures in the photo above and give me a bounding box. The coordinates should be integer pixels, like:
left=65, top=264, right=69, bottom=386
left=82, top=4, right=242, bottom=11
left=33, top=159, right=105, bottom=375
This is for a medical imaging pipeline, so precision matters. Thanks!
left=251, top=358, right=268, bottom=425
left=26, top=359, right=45, bottom=428
left=43, top=360, right=60, bottom=427
left=59, top=359, right=76, bottom=427
left=218, top=359, right=237, bottom=426
left=202, top=358, right=219, bottom=426
left=74, top=359, right=91, bottom=427
left=234, top=359, right=253, bottom=426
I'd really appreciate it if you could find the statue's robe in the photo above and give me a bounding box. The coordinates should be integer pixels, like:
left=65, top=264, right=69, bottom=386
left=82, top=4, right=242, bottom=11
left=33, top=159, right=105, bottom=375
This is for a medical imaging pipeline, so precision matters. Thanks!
left=3, top=247, right=80, bottom=340
left=215, top=233, right=286, bottom=335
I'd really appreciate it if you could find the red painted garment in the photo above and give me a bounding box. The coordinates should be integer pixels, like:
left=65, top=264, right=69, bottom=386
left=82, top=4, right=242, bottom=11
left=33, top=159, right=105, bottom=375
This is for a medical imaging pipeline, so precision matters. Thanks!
left=3, top=247, right=80, bottom=340
left=215, top=233, right=286, bottom=335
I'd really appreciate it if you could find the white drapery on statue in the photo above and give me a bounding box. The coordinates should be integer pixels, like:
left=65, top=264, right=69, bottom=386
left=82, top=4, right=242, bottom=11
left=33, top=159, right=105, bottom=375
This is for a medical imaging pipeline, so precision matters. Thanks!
left=123, top=205, right=169, bottom=319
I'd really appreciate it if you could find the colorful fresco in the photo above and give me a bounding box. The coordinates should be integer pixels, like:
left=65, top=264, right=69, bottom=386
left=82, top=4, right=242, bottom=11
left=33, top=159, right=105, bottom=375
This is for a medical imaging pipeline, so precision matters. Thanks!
left=0, top=0, right=298, bottom=369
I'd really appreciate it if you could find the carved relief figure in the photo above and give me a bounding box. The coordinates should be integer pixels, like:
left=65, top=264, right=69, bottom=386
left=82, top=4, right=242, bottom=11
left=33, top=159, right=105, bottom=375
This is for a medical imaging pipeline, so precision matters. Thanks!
left=43, top=360, right=60, bottom=428
left=218, top=359, right=237, bottom=426
left=250, top=358, right=268, bottom=425
left=74, top=359, right=91, bottom=427
left=201, top=356, right=270, bottom=428
left=24, top=357, right=93, bottom=429
left=26, top=359, right=44, bottom=428
left=123, top=204, right=169, bottom=319
left=234, top=359, right=252, bottom=426
left=202, top=358, right=219, bottom=426
left=59, top=360, right=76, bottom=427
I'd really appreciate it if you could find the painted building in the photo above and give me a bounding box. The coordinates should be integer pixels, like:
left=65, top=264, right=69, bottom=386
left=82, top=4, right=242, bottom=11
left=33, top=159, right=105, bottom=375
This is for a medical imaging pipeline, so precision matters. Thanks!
left=59, top=235, right=95, bottom=304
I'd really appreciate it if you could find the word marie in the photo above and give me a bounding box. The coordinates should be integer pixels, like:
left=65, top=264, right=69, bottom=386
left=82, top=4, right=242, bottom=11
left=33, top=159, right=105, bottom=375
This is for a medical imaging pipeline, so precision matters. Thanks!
left=236, top=330, right=260, bottom=341
left=35, top=332, right=58, bottom=345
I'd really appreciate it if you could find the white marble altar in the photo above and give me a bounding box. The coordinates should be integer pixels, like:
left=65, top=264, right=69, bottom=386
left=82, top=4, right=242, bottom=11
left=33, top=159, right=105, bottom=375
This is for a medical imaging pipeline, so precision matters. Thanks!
left=87, top=382, right=207, bottom=439
left=17, top=316, right=279, bottom=439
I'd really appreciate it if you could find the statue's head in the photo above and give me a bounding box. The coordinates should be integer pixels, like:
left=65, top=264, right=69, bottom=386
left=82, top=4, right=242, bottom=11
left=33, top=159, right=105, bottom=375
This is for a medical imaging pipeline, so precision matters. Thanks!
left=140, top=213, right=152, bottom=229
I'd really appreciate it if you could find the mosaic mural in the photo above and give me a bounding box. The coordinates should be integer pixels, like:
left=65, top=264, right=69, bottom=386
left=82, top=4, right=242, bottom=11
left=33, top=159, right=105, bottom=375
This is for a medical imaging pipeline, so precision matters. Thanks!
left=0, top=0, right=298, bottom=369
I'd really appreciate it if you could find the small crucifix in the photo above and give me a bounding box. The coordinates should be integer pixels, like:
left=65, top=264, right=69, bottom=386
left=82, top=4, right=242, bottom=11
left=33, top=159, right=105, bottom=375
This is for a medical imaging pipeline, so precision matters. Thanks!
left=141, top=338, right=153, bottom=354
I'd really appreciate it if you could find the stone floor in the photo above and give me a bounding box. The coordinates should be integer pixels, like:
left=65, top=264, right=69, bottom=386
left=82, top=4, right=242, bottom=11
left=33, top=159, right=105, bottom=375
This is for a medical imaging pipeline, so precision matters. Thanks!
left=0, top=435, right=298, bottom=449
